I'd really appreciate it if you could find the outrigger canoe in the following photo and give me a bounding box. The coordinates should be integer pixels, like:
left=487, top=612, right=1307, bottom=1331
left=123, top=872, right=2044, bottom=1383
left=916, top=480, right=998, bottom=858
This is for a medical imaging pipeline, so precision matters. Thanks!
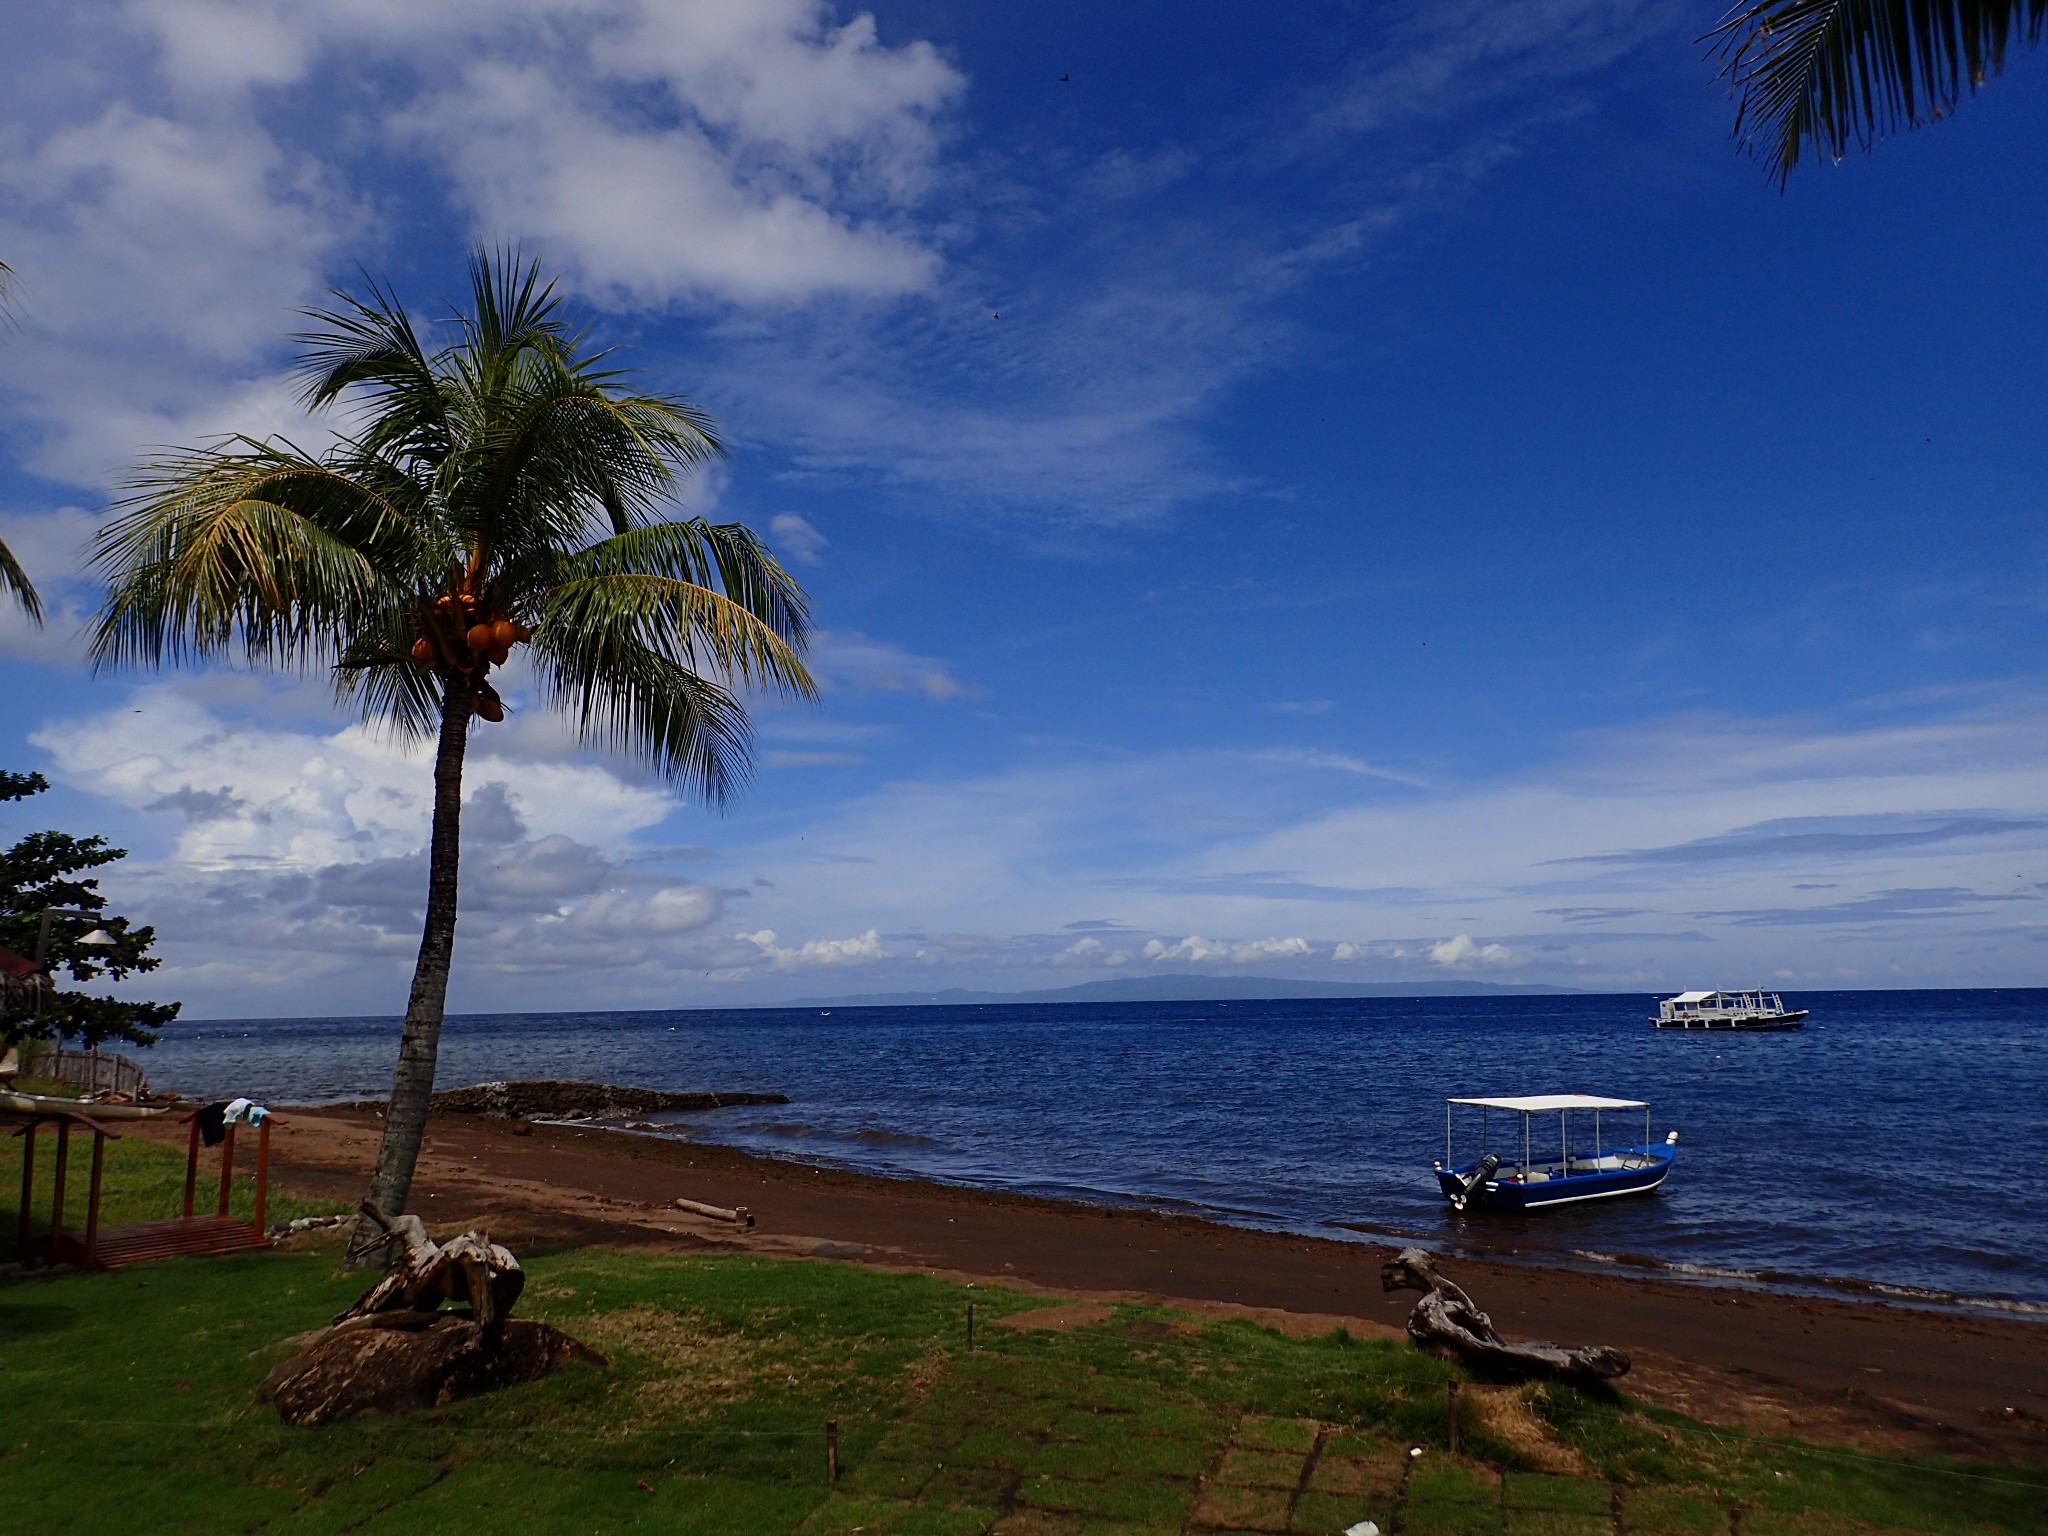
left=1435, top=1094, right=1676, bottom=1213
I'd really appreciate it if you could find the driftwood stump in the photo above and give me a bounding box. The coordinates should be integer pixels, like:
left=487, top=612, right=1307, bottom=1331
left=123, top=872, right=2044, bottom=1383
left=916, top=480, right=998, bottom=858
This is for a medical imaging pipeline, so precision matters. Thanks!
left=259, top=1204, right=599, bottom=1426
left=339, top=1203, right=525, bottom=1337
left=1381, top=1247, right=1630, bottom=1382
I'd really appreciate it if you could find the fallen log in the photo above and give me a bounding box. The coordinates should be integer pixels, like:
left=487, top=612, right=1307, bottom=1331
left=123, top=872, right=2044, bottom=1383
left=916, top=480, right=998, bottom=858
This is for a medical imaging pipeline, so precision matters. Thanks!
left=1380, top=1247, right=1630, bottom=1382
left=674, top=1196, right=754, bottom=1227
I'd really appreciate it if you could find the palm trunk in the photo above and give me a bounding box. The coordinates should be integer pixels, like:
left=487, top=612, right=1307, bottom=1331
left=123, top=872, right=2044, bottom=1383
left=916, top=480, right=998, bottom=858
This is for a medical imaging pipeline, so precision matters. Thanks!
left=350, top=674, right=474, bottom=1264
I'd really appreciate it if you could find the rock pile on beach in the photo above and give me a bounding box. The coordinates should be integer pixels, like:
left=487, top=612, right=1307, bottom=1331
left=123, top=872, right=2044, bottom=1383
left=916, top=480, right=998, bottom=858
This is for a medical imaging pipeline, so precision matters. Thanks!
left=425, top=1080, right=787, bottom=1122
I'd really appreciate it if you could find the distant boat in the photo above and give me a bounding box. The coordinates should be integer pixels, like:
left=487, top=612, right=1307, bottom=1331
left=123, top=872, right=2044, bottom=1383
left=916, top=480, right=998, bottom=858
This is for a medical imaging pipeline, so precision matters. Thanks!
left=1653, top=989, right=1808, bottom=1031
left=1435, top=1094, right=1677, bottom=1212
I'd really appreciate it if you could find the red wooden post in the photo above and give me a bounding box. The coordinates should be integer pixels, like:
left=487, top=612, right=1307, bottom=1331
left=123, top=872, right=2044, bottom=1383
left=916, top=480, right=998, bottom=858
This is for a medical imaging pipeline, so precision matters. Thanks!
left=16, top=1122, right=36, bottom=1258
left=182, top=1113, right=200, bottom=1219
left=251, top=1118, right=271, bottom=1234
left=84, top=1130, right=106, bottom=1265
left=50, top=1120, right=70, bottom=1238
left=216, top=1123, right=236, bottom=1217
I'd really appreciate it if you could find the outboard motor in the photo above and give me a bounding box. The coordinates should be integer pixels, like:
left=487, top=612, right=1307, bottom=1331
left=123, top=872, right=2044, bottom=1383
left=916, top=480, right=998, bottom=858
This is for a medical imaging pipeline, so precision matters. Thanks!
left=1451, top=1152, right=1501, bottom=1211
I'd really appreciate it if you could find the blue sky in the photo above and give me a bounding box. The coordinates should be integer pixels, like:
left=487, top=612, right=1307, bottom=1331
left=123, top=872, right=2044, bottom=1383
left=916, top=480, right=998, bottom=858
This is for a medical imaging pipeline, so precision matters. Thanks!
left=5, top=1, right=2048, bottom=1015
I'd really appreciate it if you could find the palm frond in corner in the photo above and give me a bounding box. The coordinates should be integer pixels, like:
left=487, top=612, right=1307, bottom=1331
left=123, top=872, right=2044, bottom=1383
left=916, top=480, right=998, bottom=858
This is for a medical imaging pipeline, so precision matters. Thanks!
left=1707, top=0, right=2047, bottom=186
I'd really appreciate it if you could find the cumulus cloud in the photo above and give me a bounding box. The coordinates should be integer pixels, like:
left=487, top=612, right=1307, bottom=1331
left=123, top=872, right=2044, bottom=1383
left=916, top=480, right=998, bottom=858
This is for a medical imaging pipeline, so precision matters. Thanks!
left=1051, top=935, right=1132, bottom=968
left=1428, top=934, right=1512, bottom=968
left=0, top=0, right=961, bottom=484
left=735, top=926, right=887, bottom=969
left=1142, top=934, right=1314, bottom=966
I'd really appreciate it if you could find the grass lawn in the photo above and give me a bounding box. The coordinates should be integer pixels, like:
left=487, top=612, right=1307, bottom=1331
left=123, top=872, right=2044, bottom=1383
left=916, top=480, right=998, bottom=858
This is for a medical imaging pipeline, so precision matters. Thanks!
left=2, top=1143, right=2044, bottom=1534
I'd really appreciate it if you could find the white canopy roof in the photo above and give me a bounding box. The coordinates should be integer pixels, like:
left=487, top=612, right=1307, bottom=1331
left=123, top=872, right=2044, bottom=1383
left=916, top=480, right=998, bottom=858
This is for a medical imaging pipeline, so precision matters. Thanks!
left=1448, top=1094, right=1647, bottom=1113
left=1668, top=991, right=1717, bottom=1003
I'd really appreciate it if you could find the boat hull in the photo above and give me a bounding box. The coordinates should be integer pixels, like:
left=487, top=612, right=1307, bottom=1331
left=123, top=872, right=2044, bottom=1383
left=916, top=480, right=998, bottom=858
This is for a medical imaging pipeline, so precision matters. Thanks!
left=1436, top=1147, right=1673, bottom=1212
left=1651, top=1010, right=1807, bottom=1031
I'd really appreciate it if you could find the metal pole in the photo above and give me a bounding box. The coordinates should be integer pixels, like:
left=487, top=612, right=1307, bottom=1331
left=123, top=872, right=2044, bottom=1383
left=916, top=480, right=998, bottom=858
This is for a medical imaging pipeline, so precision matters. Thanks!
left=1445, top=1102, right=1451, bottom=1166
left=1561, top=1111, right=1568, bottom=1173
left=1523, top=1114, right=1529, bottom=1180
left=966, top=1303, right=975, bottom=1351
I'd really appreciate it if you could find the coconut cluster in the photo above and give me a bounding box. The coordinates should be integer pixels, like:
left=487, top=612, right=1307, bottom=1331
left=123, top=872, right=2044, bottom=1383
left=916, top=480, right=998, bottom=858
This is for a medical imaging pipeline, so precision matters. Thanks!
left=409, top=589, right=532, bottom=723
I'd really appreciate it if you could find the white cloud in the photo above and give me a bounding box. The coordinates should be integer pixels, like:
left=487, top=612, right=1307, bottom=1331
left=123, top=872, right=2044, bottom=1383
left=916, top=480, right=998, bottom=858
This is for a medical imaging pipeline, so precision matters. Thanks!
left=736, top=926, right=887, bottom=969
left=1052, top=935, right=1132, bottom=968
left=1429, top=933, right=1512, bottom=968
left=28, top=682, right=675, bottom=870
left=0, top=0, right=961, bottom=488
left=770, top=512, right=829, bottom=565
left=810, top=629, right=967, bottom=700
left=1142, top=934, right=1314, bottom=966
left=401, top=58, right=940, bottom=308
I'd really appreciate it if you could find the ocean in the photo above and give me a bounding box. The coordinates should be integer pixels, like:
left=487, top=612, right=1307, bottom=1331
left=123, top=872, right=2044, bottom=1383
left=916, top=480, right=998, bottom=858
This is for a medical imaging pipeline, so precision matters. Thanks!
left=143, top=989, right=2048, bottom=1314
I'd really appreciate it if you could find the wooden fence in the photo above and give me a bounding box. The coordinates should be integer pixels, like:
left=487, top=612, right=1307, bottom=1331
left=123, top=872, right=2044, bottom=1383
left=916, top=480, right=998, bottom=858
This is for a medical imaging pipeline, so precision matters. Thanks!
left=16, top=1043, right=150, bottom=1097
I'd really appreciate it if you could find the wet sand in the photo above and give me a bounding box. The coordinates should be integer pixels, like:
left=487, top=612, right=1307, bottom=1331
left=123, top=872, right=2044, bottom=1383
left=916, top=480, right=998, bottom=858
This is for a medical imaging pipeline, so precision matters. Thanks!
left=147, top=1106, right=2048, bottom=1463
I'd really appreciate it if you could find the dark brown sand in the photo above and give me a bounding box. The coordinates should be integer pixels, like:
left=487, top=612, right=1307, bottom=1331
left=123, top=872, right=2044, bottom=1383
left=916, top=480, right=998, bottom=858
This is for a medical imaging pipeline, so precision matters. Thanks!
left=144, top=1107, right=2048, bottom=1464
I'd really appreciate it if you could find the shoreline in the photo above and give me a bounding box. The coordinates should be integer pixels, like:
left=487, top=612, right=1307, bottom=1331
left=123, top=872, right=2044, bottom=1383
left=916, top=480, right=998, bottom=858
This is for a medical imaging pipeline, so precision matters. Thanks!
left=132, top=1104, right=2048, bottom=1465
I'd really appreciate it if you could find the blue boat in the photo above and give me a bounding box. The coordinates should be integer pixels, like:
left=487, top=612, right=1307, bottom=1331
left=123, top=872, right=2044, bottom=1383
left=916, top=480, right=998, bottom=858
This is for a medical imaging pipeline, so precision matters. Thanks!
left=1435, top=1094, right=1677, bottom=1212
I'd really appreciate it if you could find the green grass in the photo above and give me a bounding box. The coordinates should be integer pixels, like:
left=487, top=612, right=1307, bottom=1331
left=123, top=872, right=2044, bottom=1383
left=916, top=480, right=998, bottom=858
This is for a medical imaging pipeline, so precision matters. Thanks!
left=2, top=1155, right=2044, bottom=1534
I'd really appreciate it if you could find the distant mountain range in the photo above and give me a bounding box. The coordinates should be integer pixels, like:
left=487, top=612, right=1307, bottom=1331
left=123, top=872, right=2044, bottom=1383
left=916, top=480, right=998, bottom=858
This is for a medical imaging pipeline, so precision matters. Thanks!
left=787, top=973, right=1582, bottom=1008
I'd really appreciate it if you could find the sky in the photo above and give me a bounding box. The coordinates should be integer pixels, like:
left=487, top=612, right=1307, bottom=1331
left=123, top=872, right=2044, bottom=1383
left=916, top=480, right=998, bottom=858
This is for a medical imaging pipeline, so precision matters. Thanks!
left=4, top=1, right=2048, bottom=1017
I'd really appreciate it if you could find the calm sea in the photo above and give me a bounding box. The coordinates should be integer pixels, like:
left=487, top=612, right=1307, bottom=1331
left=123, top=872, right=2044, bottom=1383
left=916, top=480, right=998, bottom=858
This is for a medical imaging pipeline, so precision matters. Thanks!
left=145, top=990, right=2048, bottom=1313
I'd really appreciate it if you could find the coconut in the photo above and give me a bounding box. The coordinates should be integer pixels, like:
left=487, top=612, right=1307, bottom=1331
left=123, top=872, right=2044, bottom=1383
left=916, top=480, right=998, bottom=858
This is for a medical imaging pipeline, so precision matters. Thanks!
left=491, top=618, right=517, bottom=649
left=410, top=638, right=434, bottom=665
left=466, top=623, right=494, bottom=654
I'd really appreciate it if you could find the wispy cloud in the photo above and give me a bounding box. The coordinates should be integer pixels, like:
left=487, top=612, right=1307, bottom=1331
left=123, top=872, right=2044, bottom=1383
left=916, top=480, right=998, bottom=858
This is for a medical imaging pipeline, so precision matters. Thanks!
left=1558, top=813, right=2046, bottom=869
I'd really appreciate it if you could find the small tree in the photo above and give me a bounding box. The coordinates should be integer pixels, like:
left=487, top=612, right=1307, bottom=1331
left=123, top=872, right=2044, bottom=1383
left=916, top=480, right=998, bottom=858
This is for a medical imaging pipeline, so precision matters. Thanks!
left=0, top=769, right=180, bottom=1050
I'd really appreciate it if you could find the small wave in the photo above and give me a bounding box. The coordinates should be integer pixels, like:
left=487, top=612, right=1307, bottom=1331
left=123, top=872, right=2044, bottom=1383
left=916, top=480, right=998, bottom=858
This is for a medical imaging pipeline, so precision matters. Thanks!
left=847, top=1127, right=942, bottom=1148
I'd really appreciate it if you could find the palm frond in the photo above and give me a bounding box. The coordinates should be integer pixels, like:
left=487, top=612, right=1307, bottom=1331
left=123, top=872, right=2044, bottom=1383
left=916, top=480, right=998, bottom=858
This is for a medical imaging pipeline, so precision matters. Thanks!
left=1709, top=0, right=2048, bottom=185
left=538, top=572, right=814, bottom=698
left=528, top=622, right=756, bottom=804
left=551, top=520, right=810, bottom=646
left=91, top=445, right=414, bottom=671
left=0, top=530, right=44, bottom=624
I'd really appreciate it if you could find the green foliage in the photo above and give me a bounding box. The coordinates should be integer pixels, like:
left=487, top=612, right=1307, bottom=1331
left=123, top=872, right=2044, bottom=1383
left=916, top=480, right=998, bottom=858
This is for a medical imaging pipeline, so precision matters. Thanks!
left=0, top=769, right=179, bottom=1050
left=1709, top=0, right=2048, bottom=187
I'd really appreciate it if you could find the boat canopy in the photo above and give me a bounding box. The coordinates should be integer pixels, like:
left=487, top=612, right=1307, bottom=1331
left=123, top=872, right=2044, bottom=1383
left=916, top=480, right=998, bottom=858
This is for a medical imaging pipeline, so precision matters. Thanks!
left=1448, top=1094, right=1647, bottom=1113
left=1667, top=991, right=1715, bottom=1003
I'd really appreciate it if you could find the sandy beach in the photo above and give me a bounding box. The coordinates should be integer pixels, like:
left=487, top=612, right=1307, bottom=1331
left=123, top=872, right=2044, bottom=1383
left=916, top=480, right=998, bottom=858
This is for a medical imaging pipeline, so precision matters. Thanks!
left=137, top=1105, right=2048, bottom=1465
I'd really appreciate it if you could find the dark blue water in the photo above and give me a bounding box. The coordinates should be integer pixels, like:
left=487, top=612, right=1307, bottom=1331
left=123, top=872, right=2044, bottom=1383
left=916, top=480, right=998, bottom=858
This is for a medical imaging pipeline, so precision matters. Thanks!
left=145, top=991, right=2048, bottom=1313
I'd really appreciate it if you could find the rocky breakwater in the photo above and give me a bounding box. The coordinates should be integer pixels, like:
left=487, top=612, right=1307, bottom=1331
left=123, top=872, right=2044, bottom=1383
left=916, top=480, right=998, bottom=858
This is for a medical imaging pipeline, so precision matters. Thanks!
left=428, top=1080, right=788, bottom=1122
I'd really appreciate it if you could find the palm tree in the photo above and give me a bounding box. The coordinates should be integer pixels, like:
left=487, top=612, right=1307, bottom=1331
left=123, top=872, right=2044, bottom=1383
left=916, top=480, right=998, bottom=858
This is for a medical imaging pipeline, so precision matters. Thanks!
left=91, top=251, right=815, bottom=1250
left=0, top=259, right=43, bottom=625
left=1710, top=1, right=2046, bottom=186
